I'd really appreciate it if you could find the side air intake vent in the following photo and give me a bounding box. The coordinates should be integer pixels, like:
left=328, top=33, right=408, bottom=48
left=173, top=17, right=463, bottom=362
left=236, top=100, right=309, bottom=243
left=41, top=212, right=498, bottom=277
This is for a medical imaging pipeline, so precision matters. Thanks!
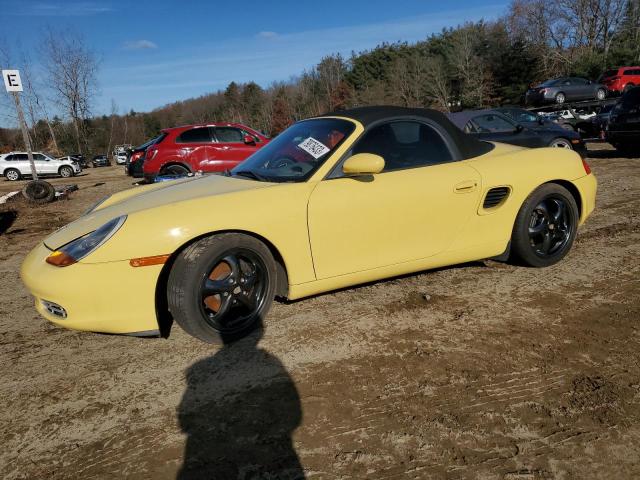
left=483, top=187, right=510, bottom=209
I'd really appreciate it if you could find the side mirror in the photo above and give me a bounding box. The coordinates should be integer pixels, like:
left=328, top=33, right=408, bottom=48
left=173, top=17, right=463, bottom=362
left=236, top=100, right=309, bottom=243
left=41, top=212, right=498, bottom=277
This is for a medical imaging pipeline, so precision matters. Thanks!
left=243, top=135, right=256, bottom=145
left=342, top=153, right=385, bottom=176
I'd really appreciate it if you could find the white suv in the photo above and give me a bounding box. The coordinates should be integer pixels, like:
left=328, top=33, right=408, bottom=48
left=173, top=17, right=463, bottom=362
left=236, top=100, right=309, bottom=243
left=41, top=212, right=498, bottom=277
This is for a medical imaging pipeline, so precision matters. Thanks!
left=0, top=152, right=81, bottom=181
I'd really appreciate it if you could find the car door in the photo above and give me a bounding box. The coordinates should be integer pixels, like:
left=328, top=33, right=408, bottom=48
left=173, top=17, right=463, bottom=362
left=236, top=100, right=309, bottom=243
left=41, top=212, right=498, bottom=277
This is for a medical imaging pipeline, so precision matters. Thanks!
left=209, top=127, right=260, bottom=170
left=33, top=153, right=57, bottom=174
left=13, top=153, right=31, bottom=175
left=307, top=120, right=481, bottom=279
left=468, top=113, right=545, bottom=148
left=174, top=127, right=213, bottom=171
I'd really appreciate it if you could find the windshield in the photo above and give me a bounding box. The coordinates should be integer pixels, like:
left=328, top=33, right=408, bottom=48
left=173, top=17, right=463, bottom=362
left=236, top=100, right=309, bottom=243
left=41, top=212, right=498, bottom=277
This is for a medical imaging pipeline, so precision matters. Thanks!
left=230, top=118, right=355, bottom=182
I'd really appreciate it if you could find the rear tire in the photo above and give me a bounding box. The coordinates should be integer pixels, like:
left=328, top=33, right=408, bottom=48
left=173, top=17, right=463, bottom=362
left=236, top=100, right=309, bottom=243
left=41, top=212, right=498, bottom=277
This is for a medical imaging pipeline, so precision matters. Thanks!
left=5, top=168, right=21, bottom=181
left=549, top=137, right=573, bottom=149
left=167, top=233, right=277, bottom=343
left=161, top=164, right=190, bottom=176
left=510, top=184, right=578, bottom=267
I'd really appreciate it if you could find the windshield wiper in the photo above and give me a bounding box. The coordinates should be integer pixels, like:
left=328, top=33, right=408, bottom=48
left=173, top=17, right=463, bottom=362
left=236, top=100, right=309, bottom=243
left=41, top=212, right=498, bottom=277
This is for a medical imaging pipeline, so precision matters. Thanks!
left=233, top=170, right=269, bottom=182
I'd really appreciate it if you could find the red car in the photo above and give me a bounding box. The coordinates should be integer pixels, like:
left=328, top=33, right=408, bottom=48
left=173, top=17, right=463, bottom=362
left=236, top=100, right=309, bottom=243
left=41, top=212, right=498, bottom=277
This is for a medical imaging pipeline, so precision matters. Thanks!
left=600, top=66, right=640, bottom=94
left=143, top=123, right=269, bottom=181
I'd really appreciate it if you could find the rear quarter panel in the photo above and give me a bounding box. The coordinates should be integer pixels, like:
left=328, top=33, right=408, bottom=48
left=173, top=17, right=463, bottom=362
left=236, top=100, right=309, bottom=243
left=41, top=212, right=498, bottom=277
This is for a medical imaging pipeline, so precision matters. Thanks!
left=447, top=144, right=591, bottom=254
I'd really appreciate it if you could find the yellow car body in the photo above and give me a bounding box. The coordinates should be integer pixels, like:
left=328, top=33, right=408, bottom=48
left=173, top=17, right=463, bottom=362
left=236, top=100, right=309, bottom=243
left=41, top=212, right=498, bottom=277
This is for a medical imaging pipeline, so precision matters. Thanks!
left=21, top=109, right=597, bottom=337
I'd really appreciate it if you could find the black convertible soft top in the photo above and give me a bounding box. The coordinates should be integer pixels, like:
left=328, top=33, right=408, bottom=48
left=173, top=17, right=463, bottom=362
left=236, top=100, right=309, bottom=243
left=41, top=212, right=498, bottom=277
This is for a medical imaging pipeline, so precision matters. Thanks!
left=321, top=106, right=493, bottom=159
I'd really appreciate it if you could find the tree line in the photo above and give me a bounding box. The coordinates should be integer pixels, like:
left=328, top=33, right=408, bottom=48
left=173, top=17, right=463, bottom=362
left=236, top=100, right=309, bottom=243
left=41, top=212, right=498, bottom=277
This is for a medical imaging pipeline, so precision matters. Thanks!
left=1, top=0, right=639, bottom=156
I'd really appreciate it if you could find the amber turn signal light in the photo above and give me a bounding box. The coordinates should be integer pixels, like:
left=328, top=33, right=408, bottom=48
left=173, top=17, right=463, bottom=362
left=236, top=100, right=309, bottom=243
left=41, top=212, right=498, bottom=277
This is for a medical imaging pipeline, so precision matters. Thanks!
left=46, top=251, right=77, bottom=267
left=129, top=254, right=170, bottom=267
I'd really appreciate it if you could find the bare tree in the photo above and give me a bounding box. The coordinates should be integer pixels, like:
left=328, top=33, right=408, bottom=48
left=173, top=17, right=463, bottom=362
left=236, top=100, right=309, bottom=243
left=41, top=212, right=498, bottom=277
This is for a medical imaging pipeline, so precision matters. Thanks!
left=40, top=29, right=98, bottom=154
left=450, top=25, right=494, bottom=107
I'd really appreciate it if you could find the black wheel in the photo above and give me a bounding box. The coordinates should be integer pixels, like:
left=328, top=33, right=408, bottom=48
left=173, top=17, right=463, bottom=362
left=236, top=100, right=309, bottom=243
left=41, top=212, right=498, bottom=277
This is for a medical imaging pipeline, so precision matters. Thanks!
left=595, top=88, right=606, bottom=101
left=21, top=180, right=56, bottom=204
left=162, top=164, right=190, bottom=176
left=167, top=233, right=277, bottom=343
left=623, top=83, right=634, bottom=93
left=59, top=165, right=74, bottom=178
left=5, top=168, right=21, bottom=181
left=549, top=137, right=573, bottom=150
left=555, top=92, right=566, bottom=104
left=510, top=184, right=578, bottom=267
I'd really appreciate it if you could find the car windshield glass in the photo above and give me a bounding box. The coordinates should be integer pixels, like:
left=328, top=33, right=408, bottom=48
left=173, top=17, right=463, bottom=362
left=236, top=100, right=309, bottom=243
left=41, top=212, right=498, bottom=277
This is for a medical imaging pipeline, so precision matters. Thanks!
left=230, top=118, right=355, bottom=182
left=137, top=133, right=165, bottom=150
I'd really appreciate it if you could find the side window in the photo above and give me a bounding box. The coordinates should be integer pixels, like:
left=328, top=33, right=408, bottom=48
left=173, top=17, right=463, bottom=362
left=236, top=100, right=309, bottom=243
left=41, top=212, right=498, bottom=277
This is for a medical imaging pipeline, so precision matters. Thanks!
left=623, top=70, right=633, bottom=76
left=15, top=154, right=28, bottom=161
left=33, top=154, right=45, bottom=160
left=351, top=121, right=454, bottom=172
left=472, top=114, right=515, bottom=133
left=214, top=127, right=244, bottom=143
left=242, top=130, right=261, bottom=142
left=176, top=128, right=212, bottom=144
left=572, top=78, right=588, bottom=85
left=4, top=154, right=14, bottom=161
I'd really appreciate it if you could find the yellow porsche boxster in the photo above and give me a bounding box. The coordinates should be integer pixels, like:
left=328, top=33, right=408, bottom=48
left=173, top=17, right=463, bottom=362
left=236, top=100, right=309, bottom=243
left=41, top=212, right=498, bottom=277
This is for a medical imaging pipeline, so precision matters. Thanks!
left=21, top=107, right=597, bottom=343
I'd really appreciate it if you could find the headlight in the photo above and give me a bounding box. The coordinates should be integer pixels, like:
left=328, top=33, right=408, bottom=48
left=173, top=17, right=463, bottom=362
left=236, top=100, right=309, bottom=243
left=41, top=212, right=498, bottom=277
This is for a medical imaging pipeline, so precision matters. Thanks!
left=46, top=216, right=127, bottom=267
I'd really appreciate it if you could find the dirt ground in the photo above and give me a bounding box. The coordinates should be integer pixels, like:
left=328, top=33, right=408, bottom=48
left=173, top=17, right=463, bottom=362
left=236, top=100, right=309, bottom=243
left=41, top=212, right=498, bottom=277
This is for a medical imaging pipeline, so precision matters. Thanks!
left=0, top=145, right=638, bottom=480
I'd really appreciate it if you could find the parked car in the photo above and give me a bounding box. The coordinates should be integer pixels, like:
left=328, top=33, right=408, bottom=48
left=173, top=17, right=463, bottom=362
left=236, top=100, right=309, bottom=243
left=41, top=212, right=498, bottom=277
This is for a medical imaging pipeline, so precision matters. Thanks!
left=599, top=66, right=640, bottom=95
left=607, top=86, right=640, bottom=154
left=92, top=154, right=110, bottom=167
left=525, top=77, right=607, bottom=105
left=448, top=109, right=586, bottom=156
left=21, top=106, right=597, bottom=343
left=115, top=152, right=128, bottom=165
left=0, top=151, right=81, bottom=181
left=142, top=123, right=270, bottom=182
left=125, top=134, right=166, bottom=177
left=538, top=108, right=598, bottom=134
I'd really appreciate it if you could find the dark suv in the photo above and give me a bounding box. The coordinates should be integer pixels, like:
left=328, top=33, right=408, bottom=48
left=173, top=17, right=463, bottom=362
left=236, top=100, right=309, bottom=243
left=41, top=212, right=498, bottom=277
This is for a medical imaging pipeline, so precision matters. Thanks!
left=607, top=86, right=640, bottom=155
left=142, top=123, right=269, bottom=181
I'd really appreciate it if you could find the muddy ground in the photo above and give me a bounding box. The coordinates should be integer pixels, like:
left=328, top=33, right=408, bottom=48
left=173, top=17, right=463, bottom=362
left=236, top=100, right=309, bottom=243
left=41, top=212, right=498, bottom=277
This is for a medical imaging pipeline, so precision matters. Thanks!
left=0, top=145, right=638, bottom=479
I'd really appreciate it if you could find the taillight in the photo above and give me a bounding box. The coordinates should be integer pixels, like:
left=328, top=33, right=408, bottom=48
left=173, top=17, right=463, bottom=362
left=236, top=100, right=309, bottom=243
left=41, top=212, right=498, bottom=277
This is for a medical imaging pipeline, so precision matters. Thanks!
left=131, top=152, right=142, bottom=163
left=582, top=158, right=591, bottom=175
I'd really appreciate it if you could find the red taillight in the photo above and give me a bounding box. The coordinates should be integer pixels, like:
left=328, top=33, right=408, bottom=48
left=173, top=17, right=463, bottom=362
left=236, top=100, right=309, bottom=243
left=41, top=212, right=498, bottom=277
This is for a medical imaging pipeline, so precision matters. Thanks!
left=582, top=158, right=591, bottom=175
left=131, top=152, right=142, bottom=163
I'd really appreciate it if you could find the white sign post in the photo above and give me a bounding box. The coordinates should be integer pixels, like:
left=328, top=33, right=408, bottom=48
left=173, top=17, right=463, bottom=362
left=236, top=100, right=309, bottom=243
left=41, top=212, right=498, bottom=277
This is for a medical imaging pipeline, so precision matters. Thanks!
left=2, top=69, right=38, bottom=180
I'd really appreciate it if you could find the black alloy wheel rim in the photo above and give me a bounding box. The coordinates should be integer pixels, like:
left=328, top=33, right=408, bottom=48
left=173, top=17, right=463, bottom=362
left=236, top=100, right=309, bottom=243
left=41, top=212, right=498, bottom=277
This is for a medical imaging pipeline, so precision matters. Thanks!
left=199, top=249, right=268, bottom=334
left=528, top=196, right=573, bottom=257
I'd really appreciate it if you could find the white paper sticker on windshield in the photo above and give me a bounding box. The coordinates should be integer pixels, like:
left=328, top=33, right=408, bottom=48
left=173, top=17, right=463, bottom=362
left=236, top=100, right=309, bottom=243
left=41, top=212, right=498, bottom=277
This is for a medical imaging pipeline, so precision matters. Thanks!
left=297, top=137, right=330, bottom=159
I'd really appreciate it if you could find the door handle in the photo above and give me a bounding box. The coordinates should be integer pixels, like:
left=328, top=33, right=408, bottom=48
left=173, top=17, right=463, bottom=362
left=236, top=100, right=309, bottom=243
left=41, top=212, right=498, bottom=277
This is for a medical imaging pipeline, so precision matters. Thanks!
left=454, top=180, right=478, bottom=193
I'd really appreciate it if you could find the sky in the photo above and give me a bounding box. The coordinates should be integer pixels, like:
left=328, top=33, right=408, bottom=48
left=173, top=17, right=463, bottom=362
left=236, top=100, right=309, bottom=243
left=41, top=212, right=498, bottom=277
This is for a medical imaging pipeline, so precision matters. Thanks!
left=0, top=0, right=509, bottom=122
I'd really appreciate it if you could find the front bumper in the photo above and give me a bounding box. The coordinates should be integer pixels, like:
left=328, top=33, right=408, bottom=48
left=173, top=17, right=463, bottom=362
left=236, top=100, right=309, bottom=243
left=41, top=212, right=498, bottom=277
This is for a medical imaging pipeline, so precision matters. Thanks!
left=20, top=243, right=162, bottom=335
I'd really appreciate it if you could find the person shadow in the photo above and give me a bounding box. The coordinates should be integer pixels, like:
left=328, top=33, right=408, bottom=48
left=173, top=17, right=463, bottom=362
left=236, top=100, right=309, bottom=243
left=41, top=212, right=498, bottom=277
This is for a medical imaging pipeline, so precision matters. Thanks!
left=177, top=319, right=305, bottom=480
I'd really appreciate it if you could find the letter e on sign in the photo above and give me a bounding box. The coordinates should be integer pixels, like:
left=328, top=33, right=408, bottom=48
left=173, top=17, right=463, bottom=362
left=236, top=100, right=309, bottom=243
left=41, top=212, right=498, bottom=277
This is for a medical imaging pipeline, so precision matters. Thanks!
left=2, top=70, right=23, bottom=92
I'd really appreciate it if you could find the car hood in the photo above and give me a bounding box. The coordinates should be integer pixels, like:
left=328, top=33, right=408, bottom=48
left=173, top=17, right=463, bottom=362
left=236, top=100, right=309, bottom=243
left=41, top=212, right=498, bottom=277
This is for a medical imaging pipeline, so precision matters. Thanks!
left=43, top=174, right=275, bottom=250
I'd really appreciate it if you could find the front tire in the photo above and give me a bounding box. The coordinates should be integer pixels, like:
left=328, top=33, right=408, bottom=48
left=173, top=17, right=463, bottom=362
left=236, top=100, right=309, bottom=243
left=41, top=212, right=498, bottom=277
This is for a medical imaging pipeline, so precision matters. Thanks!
left=59, top=165, right=74, bottom=178
left=167, top=233, right=277, bottom=343
left=510, top=184, right=579, bottom=267
left=5, top=168, right=21, bottom=181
